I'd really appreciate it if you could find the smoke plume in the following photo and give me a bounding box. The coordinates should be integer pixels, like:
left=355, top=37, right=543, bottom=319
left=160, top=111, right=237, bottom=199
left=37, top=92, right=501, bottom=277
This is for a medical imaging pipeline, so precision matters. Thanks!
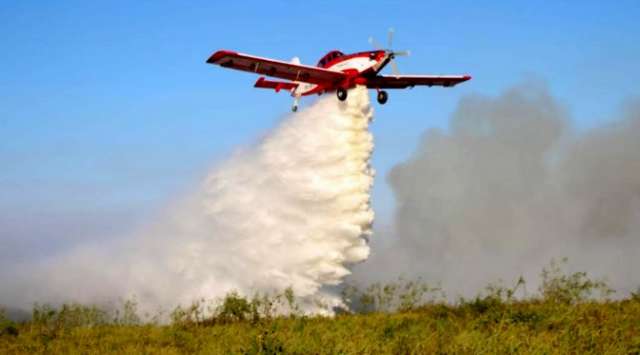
left=355, top=81, right=640, bottom=297
left=2, top=87, right=374, bottom=313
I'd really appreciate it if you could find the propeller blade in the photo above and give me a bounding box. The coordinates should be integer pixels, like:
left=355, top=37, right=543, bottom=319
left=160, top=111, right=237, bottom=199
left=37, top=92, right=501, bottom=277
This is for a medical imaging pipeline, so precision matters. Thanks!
left=393, top=50, right=411, bottom=57
left=387, top=27, right=395, bottom=48
left=368, top=36, right=383, bottom=50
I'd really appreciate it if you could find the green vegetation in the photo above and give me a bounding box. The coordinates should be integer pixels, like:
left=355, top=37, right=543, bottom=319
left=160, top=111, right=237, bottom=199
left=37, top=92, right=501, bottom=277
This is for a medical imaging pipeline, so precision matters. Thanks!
left=1, top=259, right=639, bottom=354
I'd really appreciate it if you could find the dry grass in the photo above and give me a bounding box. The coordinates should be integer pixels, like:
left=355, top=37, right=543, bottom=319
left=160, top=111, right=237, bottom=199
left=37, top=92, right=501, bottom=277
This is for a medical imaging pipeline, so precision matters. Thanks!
left=1, top=259, right=639, bottom=354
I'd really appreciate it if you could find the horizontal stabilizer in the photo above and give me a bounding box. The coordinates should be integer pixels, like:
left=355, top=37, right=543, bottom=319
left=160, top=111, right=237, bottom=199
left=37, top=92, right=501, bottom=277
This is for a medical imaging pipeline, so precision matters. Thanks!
left=254, top=77, right=298, bottom=93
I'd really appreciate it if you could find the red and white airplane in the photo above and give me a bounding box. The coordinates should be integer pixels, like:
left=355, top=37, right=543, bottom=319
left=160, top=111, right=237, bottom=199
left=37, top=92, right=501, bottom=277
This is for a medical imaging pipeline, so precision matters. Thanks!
left=206, top=30, right=471, bottom=112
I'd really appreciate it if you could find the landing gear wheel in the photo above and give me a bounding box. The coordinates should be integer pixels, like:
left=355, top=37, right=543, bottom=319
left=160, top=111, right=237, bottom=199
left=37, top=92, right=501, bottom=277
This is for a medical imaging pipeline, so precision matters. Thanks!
left=292, top=96, right=300, bottom=112
left=337, top=88, right=348, bottom=101
left=377, top=90, right=388, bottom=104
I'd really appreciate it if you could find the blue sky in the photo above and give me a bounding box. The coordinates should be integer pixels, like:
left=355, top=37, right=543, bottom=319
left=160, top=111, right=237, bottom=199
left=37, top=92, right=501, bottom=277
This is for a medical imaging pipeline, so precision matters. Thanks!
left=1, top=1, right=639, bottom=260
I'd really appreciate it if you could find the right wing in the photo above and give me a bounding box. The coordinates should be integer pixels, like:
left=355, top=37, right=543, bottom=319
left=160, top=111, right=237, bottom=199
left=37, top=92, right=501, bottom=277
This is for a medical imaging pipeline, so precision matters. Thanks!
left=367, top=74, right=472, bottom=89
left=207, top=50, right=345, bottom=85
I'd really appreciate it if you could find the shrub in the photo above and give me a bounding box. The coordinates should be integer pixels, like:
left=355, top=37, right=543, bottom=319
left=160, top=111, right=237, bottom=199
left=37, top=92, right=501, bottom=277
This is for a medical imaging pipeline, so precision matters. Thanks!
left=31, top=302, right=108, bottom=331
left=0, top=309, right=18, bottom=337
left=342, top=277, right=443, bottom=313
left=217, top=291, right=252, bottom=323
left=113, top=298, right=142, bottom=325
left=539, top=257, right=614, bottom=304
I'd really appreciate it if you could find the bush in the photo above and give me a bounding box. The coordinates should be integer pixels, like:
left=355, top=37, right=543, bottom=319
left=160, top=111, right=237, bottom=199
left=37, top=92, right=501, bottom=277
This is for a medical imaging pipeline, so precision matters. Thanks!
left=32, top=302, right=108, bottom=331
left=539, top=257, right=614, bottom=304
left=342, top=277, right=443, bottom=313
left=113, top=298, right=142, bottom=325
left=0, top=309, right=18, bottom=337
left=217, top=291, right=253, bottom=323
left=170, top=288, right=302, bottom=327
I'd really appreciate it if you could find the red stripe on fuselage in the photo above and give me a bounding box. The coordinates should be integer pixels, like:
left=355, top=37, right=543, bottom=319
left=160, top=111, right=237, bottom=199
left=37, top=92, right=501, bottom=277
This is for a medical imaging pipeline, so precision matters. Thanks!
left=295, top=51, right=388, bottom=96
left=320, top=50, right=385, bottom=69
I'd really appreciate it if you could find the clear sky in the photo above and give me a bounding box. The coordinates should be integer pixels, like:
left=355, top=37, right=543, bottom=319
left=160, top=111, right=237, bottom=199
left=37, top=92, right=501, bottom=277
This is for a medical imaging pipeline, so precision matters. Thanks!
left=1, top=1, right=639, bottom=261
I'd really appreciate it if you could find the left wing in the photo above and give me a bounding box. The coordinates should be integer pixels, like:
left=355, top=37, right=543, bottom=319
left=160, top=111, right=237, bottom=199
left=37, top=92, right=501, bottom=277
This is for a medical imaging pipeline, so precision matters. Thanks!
left=207, top=50, right=345, bottom=85
left=367, top=75, right=471, bottom=89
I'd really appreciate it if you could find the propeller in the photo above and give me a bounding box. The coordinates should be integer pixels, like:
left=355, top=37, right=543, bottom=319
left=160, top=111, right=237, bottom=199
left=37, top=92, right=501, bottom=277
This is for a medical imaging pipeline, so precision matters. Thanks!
left=369, top=28, right=410, bottom=76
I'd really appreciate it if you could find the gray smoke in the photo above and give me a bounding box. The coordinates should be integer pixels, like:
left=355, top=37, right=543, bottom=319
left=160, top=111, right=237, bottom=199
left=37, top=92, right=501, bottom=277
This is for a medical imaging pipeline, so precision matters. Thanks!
left=355, top=81, right=640, bottom=297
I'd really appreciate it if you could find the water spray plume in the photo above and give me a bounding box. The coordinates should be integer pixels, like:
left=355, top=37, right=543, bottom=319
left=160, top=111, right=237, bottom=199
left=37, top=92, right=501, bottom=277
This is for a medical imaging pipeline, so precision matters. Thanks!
left=2, top=86, right=375, bottom=314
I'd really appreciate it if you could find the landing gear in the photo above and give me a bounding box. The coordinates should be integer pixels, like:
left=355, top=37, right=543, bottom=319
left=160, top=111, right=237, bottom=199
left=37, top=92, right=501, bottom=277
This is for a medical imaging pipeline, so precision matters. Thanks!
left=337, top=87, right=348, bottom=101
left=377, top=90, right=388, bottom=104
left=292, top=96, right=300, bottom=112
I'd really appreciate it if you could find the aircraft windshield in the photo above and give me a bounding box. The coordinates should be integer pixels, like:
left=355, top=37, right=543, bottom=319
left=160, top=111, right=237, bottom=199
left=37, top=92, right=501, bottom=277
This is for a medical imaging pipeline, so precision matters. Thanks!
left=317, top=51, right=344, bottom=67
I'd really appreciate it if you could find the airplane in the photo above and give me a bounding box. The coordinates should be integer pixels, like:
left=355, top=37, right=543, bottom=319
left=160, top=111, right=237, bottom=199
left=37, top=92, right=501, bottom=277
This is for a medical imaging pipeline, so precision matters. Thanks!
left=206, top=29, right=471, bottom=112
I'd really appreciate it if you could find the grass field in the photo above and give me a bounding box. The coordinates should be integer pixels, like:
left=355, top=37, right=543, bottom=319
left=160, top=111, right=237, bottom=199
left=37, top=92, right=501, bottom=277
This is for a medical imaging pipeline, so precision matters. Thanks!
left=2, top=259, right=639, bottom=354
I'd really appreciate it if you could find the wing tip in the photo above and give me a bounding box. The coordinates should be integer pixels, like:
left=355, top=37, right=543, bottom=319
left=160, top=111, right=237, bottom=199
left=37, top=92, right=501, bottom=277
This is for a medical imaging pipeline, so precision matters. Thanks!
left=463, top=75, right=472, bottom=81
left=206, top=50, right=238, bottom=64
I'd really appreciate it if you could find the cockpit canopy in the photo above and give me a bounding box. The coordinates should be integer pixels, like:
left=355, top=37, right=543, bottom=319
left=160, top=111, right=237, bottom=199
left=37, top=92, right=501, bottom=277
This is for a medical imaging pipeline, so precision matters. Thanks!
left=317, top=50, right=344, bottom=67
